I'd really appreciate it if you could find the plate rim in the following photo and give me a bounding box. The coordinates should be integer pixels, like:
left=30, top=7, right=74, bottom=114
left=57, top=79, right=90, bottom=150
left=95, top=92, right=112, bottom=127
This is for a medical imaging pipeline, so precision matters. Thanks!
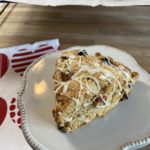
left=17, top=45, right=150, bottom=150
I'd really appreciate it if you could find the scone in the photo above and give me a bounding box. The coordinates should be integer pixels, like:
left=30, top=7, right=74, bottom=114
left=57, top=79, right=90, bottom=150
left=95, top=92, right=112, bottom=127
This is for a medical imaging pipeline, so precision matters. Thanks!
left=52, top=50, right=139, bottom=132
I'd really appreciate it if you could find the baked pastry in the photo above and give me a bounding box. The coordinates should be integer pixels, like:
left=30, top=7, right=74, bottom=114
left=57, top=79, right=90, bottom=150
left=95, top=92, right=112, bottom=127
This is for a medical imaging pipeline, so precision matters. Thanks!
left=52, top=50, right=139, bottom=132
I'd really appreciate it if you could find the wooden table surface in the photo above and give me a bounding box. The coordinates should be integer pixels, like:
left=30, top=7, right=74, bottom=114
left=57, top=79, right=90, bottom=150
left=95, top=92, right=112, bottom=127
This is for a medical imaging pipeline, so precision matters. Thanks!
left=0, top=3, right=150, bottom=73
left=0, top=3, right=150, bottom=150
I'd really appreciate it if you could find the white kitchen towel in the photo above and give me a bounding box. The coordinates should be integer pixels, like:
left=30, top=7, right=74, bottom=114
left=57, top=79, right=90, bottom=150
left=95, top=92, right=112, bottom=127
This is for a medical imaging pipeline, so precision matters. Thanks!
left=0, top=39, right=59, bottom=150
left=2, top=0, right=150, bottom=6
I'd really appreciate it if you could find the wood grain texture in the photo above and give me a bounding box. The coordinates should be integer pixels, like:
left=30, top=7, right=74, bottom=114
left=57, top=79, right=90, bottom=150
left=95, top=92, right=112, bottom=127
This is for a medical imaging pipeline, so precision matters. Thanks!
left=0, top=3, right=7, bottom=10
left=0, top=3, right=150, bottom=73
left=0, top=3, right=9, bottom=14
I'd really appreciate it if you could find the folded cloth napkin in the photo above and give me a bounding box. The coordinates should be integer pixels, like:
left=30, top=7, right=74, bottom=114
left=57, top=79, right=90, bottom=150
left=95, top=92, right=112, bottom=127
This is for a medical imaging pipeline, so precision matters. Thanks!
left=3, top=0, right=150, bottom=6
left=0, top=39, right=59, bottom=150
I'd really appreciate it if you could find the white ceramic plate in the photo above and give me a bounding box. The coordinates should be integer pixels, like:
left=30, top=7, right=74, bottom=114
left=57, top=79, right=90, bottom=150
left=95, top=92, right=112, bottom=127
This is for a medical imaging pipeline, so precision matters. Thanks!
left=18, top=45, right=150, bottom=150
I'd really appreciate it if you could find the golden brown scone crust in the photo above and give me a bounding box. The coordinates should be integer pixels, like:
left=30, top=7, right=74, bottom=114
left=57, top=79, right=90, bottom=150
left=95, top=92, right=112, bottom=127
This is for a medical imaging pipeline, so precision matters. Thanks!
left=52, top=50, right=139, bottom=132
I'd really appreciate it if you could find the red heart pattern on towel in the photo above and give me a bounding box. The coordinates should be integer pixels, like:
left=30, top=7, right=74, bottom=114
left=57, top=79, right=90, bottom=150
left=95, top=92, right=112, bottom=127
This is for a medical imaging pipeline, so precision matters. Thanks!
left=11, top=45, right=54, bottom=76
left=0, top=97, right=7, bottom=126
left=9, top=98, right=21, bottom=128
left=0, top=53, right=9, bottom=78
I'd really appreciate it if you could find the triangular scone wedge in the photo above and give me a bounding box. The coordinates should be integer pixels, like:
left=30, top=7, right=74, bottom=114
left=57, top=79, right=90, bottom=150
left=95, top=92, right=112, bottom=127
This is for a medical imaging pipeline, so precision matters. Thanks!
left=52, top=50, right=139, bottom=132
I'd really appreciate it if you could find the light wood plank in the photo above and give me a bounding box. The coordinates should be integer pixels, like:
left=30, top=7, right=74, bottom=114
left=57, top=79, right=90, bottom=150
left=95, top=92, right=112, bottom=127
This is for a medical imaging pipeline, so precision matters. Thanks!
left=0, top=4, right=150, bottom=73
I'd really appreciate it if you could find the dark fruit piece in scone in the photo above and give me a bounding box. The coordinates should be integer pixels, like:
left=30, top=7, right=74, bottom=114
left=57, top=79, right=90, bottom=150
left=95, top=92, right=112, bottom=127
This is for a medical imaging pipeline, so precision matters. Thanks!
left=61, top=71, right=73, bottom=81
left=58, top=126, right=66, bottom=133
left=92, top=96, right=102, bottom=107
left=61, top=56, right=69, bottom=59
left=102, top=57, right=112, bottom=65
left=77, top=50, right=88, bottom=56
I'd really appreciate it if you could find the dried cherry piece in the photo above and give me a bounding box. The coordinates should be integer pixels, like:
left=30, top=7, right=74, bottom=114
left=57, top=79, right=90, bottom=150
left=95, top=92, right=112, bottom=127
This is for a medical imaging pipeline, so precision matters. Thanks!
left=120, top=91, right=128, bottom=101
left=124, top=93, right=128, bottom=99
left=128, top=81, right=132, bottom=89
left=92, top=96, right=102, bottom=107
left=58, top=126, right=66, bottom=133
left=95, top=97, right=102, bottom=102
left=61, top=56, right=68, bottom=59
left=61, top=71, right=73, bottom=81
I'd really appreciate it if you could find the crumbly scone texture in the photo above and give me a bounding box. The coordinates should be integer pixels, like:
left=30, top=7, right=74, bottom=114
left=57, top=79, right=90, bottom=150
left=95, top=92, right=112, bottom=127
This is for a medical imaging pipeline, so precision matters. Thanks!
left=52, top=50, right=139, bottom=132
